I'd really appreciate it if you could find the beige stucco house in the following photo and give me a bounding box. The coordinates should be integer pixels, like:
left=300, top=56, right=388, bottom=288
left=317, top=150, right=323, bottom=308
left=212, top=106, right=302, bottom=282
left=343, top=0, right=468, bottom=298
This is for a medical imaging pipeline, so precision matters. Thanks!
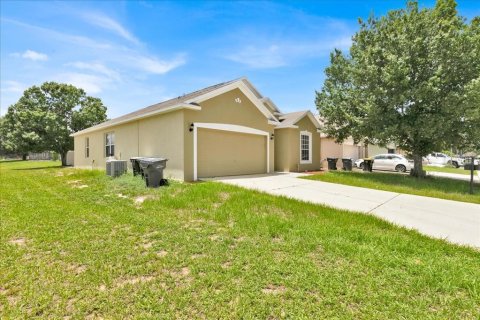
left=73, top=78, right=322, bottom=181
left=274, top=111, right=321, bottom=172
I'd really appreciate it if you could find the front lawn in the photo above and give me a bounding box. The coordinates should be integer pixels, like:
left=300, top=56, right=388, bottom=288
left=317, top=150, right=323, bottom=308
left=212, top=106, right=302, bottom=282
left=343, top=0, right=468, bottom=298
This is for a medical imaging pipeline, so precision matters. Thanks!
left=1, top=161, right=479, bottom=318
left=304, top=170, right=480, bottom=204
left=425, top=165, right=475, bottom=176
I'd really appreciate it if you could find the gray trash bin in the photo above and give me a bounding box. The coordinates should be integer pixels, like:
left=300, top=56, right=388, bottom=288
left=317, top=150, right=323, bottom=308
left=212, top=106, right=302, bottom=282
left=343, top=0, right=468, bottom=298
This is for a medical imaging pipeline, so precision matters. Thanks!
left=342, top=158, right=353, bottom=171
left=139, top=158, right=168, bottom=187
left=130, top=157, right=144, bottom=177
left=363, top=159, right=374, bottom=172
left=326, top=158, right=338, bottom=170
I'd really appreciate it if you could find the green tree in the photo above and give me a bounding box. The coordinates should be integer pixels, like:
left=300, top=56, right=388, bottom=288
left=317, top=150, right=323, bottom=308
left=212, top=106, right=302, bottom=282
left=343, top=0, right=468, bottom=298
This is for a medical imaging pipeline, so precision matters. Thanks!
left=316, top=0, right=480, bottom=177
left=2, top=82, right=107, bottom=165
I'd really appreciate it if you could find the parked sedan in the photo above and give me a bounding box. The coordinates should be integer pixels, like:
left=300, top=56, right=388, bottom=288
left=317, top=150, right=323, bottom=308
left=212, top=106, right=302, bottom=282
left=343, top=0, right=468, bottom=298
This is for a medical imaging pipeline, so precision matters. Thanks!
left=425, top=152, right=463, bottom=168
left=355, top=154, right=413, bottom=172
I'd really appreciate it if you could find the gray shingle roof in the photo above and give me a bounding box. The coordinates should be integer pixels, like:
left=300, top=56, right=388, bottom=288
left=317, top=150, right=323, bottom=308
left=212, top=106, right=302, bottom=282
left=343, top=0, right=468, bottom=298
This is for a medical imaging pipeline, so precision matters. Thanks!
left=74, top=78, right=242, bottom=135
left=276, top=111, right=309, bottom=128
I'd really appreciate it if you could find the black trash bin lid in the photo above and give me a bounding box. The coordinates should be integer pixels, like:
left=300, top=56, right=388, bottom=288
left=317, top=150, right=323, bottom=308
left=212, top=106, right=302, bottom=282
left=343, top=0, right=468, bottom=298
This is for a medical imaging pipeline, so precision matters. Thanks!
left=139, top=157, right=167, bottom=163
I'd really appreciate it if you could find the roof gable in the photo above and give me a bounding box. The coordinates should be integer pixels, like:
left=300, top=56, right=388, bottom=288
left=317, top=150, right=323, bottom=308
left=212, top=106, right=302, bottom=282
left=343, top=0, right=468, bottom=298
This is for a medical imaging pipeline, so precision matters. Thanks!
left=275, top=110, right=321, bottom=130
left=185, top=78, right=277, bottom=122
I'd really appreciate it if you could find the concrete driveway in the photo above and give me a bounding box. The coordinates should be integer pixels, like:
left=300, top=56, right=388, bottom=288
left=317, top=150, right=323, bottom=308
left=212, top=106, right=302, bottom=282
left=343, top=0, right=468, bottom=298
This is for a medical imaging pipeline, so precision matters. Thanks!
left=209, top=173, right=480, bottom=248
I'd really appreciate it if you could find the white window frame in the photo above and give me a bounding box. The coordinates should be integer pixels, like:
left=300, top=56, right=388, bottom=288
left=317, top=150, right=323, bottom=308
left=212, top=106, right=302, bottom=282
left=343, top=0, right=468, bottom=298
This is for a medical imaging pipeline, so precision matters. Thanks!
left=105, top=132, right=115, bottom=157
left=85, top=137, right=90, bottom=158
left=299, top=131, right=312, bottom=164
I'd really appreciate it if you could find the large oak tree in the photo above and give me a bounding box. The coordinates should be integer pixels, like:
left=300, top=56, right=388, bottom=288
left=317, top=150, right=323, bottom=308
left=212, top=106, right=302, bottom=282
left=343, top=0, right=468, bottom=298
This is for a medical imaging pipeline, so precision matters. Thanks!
left=1, top=82, right=107, bottom=165
left=316, top=0, right=480, bottom=177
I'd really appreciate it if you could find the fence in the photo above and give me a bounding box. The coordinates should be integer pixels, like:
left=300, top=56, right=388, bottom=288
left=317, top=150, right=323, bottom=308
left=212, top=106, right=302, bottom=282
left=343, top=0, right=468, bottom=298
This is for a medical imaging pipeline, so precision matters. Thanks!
left=28, top=152, right=54, bottom=160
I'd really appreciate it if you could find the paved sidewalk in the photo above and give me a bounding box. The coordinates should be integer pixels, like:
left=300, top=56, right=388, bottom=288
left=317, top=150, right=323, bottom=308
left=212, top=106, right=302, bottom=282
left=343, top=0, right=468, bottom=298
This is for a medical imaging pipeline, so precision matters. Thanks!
left=210, top=173, right=480, bottom=248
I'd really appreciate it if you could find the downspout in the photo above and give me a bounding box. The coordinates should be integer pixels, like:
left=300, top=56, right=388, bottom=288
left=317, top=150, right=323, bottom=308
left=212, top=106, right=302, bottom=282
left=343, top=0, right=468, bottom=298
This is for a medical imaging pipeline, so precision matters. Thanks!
left=137, top=120, right=140, bottom=156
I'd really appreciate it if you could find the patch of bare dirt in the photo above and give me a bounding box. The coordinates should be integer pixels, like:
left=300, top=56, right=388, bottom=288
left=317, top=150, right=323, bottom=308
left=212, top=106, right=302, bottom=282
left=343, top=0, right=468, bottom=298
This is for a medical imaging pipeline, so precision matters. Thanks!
left=85, top=313, right=104, bottom=320
left=169, top=267, right=192, bottom=284
left=272, top=236, right=283, bottom=243
left=54, top=172, right=64, bottom=177
left=190, top=253, right=206, bottom=260
left=262, top=284, right=286, bottom=295
left=134, top=195, right=154, bottom=206
left=67, top=180, right=88, bottom=188
left=142, top=241, right=154, bottom=249
left=7, top=295, right=20, bottom=306
left=66, top=298, right=76, bottom=313
left=114, top=275, right=155, bottom=288
left=117, top=193, right=128, bottom=199
left=212, top=192, right=231, bottom=208
left=221, top=261, right=232, bottom=269
left=8, top=237, right=27, bottom=246
left=156, top=250, right=168, bottom=258
left=66, top=264, right=87, bottom=275
left=144, top=230, right=159, bottom=238
left=209, top=234, right=221, bottom=241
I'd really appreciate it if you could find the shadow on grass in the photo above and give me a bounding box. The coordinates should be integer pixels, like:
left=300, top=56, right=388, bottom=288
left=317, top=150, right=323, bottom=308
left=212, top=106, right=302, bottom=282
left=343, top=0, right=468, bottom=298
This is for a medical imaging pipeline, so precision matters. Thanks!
left=0, top=159, right=28, bottom=163
left=12, top=166, right=65, bottom=171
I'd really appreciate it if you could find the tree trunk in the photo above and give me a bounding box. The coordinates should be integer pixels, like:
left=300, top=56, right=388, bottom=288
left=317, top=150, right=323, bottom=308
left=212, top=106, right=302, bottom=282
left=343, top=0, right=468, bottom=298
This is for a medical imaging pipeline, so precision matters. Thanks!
left=410, top=153, right=426, bottom=178
left=60, top=151, right=68, bottom=166
left=22, top=153, right=27, bottom=161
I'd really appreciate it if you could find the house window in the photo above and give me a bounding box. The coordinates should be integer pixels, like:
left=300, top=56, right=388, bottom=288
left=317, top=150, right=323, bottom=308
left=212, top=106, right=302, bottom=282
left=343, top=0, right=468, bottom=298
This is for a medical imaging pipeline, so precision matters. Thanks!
left=300, top=131, right=312, bottom=164
left=388, top=148, right=395, bottom=154
left=105, top=132, right=115, bottom=157
left=85, top=137, right=90, bottom=158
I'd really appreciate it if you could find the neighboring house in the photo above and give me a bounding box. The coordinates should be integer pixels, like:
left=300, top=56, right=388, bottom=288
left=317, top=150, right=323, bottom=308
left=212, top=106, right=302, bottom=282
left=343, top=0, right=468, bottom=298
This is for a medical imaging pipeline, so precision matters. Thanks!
left=320, top=136, right=364, bottom=169
left=316, top=115, right=397, bottom=169
left=73, top=78, right=322, bottom=181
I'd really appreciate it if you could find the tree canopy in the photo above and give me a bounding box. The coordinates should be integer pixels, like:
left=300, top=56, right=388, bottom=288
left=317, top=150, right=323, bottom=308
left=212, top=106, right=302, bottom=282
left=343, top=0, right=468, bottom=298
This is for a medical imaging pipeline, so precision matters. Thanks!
left=316, top=0, right=480, bottom=176
left=1, top=82, right=107, bottom=165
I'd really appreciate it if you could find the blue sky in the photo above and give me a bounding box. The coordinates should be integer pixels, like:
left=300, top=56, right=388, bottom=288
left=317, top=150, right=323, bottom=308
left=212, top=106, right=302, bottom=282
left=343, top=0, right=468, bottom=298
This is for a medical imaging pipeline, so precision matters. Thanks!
left=1, top=1, right=479, bottom=118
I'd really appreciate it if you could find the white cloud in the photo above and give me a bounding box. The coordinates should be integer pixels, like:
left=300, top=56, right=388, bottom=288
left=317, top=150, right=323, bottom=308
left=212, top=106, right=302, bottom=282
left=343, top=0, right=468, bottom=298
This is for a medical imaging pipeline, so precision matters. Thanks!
left=3, top=18, right=186, bottom=75
left=12, top=50, right=49, bottom=61
left=226, top=45, right=286, bottom=69
left=222, top=14, right=354, bottom=69
left=224, top=35, right=352, bottom=69
left=3, top=18, right=112, bottom=50
left=1, top=80, right=26, bottom=93
left=130, top=54, right=186, bottom=74
left=55, top=73, right=110, bottom=94
left=66, top=62, right=120, bottom=81
left=83, top=13, right=140, bottom=44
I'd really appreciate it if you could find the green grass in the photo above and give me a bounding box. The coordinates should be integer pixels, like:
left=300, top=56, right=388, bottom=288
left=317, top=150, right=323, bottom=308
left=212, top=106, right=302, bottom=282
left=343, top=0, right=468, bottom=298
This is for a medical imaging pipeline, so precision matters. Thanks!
left=304, top=171, right=480, bottom=204
left=425, top=165, right=476, bottom=176
left=1, top=161, right=479, bottom=319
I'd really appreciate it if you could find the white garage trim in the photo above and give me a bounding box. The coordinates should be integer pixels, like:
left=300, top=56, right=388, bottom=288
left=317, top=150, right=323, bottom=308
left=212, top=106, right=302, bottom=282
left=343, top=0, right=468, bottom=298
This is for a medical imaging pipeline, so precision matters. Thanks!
left=193, top=122, right=270, bottom=181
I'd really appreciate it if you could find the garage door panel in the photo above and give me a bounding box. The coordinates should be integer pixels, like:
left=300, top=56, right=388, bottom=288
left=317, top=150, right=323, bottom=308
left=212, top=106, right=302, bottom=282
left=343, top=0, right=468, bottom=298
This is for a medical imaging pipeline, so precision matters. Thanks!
left=198, top=129, right=266, bottom=178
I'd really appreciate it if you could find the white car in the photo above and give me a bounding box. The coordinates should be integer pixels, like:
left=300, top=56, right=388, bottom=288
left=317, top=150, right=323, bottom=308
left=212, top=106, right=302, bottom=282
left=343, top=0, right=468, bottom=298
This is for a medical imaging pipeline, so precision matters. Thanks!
left=355, top=154, right=412, bottom=172
left=425, top=152, right=463, bottom=168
